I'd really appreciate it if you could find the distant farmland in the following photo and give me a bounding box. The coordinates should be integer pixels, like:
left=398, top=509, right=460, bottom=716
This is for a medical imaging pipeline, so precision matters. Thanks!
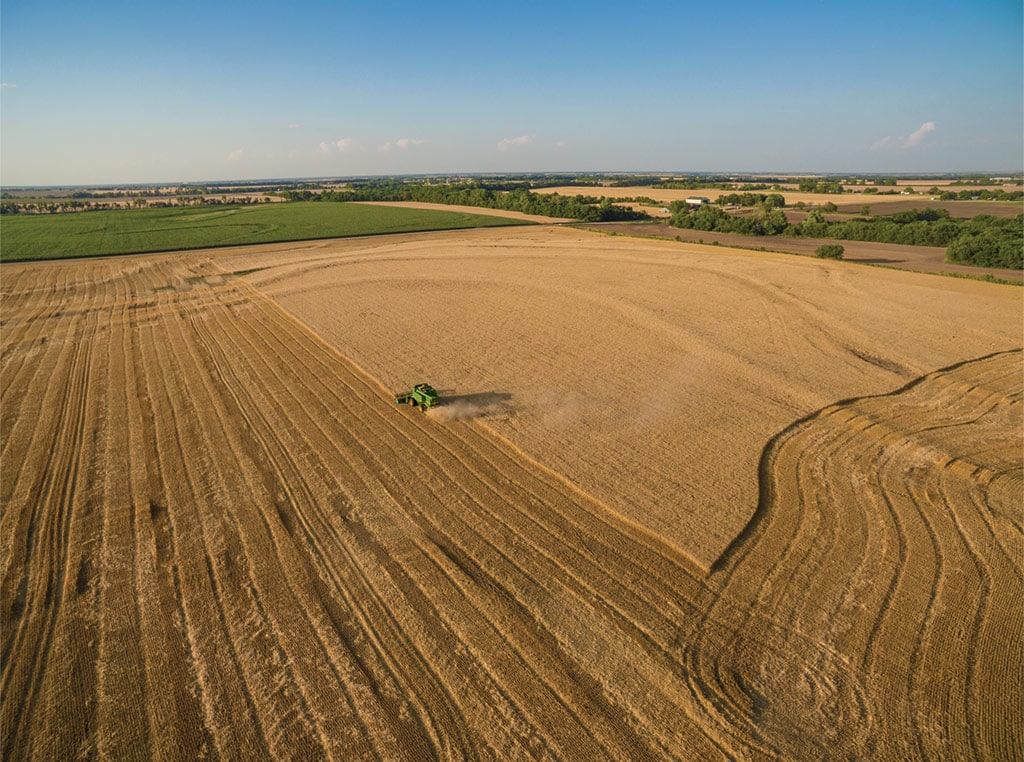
left=0, top=202, right=533, bottom=261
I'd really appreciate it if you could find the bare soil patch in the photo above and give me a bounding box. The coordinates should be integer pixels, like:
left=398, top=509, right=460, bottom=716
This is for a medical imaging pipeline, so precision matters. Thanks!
left=832, top=199, right=1021, bottom=218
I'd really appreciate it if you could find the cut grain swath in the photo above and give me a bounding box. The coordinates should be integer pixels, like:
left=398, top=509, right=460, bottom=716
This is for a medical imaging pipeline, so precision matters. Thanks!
left=1, top=251, right=1020, bottom=761
left=700, top=350, right=1023, bottom=760
left=0, top=255, right=734, bottom=759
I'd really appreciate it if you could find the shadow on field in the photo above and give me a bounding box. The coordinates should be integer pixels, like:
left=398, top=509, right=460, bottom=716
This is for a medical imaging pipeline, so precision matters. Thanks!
left=846, top=257, right=904, bottom=264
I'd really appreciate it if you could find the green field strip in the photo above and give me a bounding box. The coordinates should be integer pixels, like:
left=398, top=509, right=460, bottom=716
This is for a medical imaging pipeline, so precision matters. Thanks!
left=0, top=202, right=534, bottom=261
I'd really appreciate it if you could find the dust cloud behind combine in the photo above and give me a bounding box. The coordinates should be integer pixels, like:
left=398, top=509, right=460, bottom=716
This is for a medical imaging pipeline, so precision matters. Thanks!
left=427, top=392, right=513, bottom=422
left=2, top=225, right=1021, bottom=759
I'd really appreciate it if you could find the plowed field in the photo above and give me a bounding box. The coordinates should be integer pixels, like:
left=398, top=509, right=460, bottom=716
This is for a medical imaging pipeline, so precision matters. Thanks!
left=2, top=227, right=1022, bottom=760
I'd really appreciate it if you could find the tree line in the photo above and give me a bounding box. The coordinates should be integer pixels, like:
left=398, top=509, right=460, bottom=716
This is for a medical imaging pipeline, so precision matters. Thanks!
left=716, top=192, right=786, bottom=208
left=929, top=188, right=1023, bottom=202
left=668, top=204, right=1022, bottom=269
left=0, top=195, right=272, bottom=215
left=277, top=181, right=650, bottom=223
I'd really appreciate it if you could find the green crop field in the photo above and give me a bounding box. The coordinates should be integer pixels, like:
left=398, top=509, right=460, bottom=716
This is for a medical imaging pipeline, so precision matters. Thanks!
left=0, top=202, right=533, bottom=261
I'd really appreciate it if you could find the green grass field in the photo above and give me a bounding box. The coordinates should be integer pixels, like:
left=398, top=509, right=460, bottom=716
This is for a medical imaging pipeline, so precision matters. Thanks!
left=0, top=202, right=533, bottom=261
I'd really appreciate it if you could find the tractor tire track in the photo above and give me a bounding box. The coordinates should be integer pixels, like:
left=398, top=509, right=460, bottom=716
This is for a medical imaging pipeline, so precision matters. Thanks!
left=703, top=350, right=1022, bottom=760
left=2, top=250, right=1020, bottom=761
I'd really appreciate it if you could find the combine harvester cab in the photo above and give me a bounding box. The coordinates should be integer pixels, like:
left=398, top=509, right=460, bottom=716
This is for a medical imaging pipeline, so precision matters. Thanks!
left=395, top=383, right=439, bottom=411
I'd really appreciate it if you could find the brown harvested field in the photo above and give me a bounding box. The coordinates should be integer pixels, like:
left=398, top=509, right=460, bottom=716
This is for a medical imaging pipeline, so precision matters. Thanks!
left=584, top=221, right=1024, bottom=282
left=831, top=199, right=1021, bottom=219
left=2, top=226, right=1022, bottom=759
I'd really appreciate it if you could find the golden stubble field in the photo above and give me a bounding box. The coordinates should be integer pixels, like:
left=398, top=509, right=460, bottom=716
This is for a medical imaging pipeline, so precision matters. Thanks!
left=2, top=225, right=1022, bottom=760
left=227, top=226, right=1021, bottom=568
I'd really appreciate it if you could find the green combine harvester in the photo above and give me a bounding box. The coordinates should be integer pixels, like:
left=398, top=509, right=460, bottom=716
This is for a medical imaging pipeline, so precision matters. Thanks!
left=394, top=383, right=439, bottom=411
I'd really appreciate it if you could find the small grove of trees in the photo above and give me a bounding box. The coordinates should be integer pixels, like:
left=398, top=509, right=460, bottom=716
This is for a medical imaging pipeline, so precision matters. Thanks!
left=668, top=201, right=790, bottom=235
left=716, top=192, right=785, bottom=208
left=797, top=207, right=961, bottom=246
left=797, top=178, right=845, bottom=194
left=944, top=215, right=1023, bottom=269
left=816, top=244, right=844, bottom=259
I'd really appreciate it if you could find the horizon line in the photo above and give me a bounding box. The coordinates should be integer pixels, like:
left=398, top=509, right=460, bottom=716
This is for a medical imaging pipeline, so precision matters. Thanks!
left=3, top=169, right=1023, bottom=191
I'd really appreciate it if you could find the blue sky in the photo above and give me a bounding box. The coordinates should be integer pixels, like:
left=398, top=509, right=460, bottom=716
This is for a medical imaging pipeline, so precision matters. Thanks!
left=1, top=0, right=1021, bottom=185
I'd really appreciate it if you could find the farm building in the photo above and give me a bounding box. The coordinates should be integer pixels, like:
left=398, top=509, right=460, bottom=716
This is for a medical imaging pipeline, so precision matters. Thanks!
left=685, top=196, right=711, bottom=207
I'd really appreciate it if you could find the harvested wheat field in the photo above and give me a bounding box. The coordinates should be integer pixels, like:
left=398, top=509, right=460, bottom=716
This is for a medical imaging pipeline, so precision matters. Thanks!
left=2, top=225, right=1022, bottom=760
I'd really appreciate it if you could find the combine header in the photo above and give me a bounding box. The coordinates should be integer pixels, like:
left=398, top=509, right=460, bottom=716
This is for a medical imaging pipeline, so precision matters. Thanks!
left=395, top=383, right=439, bottom=411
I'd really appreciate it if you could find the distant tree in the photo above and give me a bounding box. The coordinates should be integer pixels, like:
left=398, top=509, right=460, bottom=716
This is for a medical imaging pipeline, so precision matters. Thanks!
left=861, top=205, right=871, bottom=216
left=758, top=207, right=790, bottom=235
left=816, top=244, right=845, bottom=259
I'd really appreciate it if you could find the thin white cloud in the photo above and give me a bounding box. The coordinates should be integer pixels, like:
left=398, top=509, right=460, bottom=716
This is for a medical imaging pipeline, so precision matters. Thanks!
left=288, top=123, right=301, bottom=129
left=870, top=121, right=936, bottom=152
left=498, top=135, right=534, bottom=152
left=554, top=140, right=569, bottom=149
left=227, top=148, right=244, bottom=161
left=0, top=83, right=15, bottom=89
left=903, top=121, right=936, bottom=148
left=395, top=137, right=425, bottom=149
left=379, top=142, right=392, bottom=152
left=319, top=138, right=353, bottom=153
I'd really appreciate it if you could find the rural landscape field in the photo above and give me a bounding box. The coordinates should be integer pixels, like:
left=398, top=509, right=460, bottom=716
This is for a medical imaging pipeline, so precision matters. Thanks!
left=2, top=214, right=1021, bottom=759
left=3, top=0, right=1023, bottom=758
left=0, top=201, right=535, bottom=261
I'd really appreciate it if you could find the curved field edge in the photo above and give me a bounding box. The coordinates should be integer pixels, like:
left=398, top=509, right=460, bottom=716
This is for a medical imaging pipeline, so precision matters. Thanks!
left=704, top=349, right=1023, bottom=759
left=0, top=202, right=534, bottom=262
left=714, top=348, right=1024, bottom=574
left=1, top=252, right=1020, bottom=760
